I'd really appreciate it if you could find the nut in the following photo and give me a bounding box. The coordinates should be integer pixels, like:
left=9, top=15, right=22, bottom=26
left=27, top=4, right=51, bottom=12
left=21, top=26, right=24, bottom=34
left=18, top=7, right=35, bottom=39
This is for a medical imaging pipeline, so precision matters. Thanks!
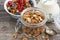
left=13, top=34, right=17, bottom=39
left=23, top=10, right=45, bottom=24
left=46, top=35, right=49, bottom=40
left=36, top=37, right=40, bottom=40
left=22, top=38, right=28, bottom=40
left=22, top=26, right=45, bottom=37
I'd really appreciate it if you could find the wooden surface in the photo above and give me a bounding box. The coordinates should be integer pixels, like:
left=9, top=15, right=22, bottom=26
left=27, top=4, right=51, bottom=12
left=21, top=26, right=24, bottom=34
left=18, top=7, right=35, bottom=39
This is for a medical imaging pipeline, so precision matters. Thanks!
left=0, top=0, right=60, bottom=40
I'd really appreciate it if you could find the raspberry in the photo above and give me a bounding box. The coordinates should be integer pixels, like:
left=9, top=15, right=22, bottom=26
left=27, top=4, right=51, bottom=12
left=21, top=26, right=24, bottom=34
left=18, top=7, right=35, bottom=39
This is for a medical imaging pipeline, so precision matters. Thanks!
left=23, top=0, right=26, bottom=5
left=17, top=3, right=21, bottom=12
left=8, top=1, right=12, bottom=7
left=21, top=6, right=25, bottom=11
left=17, top=0, right=23, bottom=4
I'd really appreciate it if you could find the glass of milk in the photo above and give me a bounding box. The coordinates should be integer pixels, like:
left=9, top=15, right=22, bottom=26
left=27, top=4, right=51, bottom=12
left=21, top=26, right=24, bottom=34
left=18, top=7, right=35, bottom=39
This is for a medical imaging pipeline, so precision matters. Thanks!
left=37, top=0, right=60, bottom=22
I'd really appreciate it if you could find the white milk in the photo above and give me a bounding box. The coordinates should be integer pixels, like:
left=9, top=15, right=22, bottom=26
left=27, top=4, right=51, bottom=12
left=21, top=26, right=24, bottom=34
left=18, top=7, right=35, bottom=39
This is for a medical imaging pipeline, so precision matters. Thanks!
left=37, top=0, right=60, bottom=22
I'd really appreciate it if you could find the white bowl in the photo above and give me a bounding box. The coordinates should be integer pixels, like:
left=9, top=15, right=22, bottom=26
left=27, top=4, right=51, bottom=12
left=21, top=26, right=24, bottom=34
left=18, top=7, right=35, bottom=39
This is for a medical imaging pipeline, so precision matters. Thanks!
left=4, top=0, right=37, bottom=19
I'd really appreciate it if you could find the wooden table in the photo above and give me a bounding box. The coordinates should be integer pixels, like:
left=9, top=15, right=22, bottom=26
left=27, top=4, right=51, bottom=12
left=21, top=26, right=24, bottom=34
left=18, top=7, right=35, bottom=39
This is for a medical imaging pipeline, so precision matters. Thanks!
left=0, top=0, right=60, bottom=40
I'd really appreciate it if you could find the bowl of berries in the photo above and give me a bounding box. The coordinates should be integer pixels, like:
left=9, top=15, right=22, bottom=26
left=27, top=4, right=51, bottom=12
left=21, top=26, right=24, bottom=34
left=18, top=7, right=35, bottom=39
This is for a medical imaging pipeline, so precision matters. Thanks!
left=4, top=0, right=37, bottom=19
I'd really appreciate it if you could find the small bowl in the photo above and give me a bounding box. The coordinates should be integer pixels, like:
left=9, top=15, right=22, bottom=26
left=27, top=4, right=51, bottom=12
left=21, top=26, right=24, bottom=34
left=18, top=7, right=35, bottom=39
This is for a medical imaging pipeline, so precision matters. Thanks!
left=20, top=7, right=47, bottom=28
left=4, top=0, right=37, bottom=19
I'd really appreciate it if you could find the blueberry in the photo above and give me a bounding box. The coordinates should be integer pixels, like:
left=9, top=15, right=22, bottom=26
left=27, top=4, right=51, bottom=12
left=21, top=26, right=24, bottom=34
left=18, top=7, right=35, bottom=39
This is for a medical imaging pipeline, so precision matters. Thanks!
left=10, top=6, right=13, bottom=9
left=29, top=0, right=33, bottom=5
left=12, top=3, right=16, bottom=7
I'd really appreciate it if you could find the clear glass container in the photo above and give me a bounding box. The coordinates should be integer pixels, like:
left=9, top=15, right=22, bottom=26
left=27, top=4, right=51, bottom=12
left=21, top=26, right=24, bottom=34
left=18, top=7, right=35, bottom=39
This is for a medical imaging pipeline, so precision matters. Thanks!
left=15, top=7, right=48, bottom=39
left=20, top=7, right=47, bottom=28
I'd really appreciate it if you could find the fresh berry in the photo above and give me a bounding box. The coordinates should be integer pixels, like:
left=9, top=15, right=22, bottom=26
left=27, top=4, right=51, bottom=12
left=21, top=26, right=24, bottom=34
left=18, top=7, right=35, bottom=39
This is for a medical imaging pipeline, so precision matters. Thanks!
left=21, top=6, right=25, bottom=11
left=23, top=0, right=26, bottom=5
left=17, top=3, right=21, bottom=12
left=29, top=0, right=33, bottom=5
left=17, top=0, right=23, bottom=4
left=7, top=1, right=12, bottom=7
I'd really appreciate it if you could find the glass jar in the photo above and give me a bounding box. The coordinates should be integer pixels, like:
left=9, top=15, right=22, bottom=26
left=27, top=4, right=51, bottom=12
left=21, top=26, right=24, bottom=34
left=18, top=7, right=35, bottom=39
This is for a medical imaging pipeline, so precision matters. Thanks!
left=20, top=7, right=47, bottom=28
left=15, top=7, right=47, bottom=38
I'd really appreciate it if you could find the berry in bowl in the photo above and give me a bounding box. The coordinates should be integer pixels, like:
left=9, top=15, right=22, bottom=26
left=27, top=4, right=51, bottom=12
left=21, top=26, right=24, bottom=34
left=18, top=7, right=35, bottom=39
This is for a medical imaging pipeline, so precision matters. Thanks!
left=4, top=0, right=36, bottom=19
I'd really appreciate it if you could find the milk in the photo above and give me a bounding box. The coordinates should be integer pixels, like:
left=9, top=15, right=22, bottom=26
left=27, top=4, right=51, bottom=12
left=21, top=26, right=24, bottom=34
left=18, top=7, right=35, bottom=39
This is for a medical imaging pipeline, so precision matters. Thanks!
left=37, top=0, right=60, bottom=22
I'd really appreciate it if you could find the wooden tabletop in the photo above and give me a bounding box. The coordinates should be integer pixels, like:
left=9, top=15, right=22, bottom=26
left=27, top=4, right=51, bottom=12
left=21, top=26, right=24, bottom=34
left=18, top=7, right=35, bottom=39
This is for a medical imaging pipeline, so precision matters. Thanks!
left=0, top=0, right=60, bottom=40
